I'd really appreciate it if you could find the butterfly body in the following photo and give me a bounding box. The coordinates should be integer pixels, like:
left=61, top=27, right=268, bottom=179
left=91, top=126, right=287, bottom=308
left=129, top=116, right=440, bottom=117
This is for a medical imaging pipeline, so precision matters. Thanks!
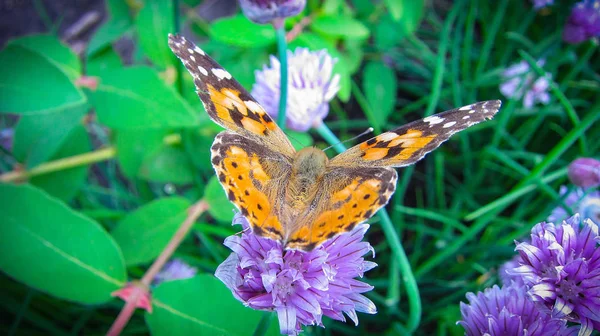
left=169, top=34, right=502, bottom=251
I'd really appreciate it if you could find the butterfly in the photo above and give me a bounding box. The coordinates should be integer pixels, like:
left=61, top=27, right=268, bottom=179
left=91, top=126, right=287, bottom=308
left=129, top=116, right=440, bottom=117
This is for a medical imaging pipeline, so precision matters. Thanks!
left=168, top=34, right=501, bottom=251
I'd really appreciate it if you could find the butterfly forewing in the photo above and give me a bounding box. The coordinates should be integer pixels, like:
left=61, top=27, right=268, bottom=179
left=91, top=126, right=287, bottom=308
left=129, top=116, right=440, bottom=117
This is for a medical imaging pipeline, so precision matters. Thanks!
left=330, top=100, right=501, bottom=168
left=168, top=34, right=295, bottom=157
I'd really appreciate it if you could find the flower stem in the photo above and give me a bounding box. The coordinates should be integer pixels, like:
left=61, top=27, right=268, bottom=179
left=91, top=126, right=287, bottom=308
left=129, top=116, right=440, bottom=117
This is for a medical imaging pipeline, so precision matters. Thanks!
left=315, top=123, right=422, bottom=333
left=0, top=134, right=181, bottom=182
left=274, top=20, right=288, bottom=131
left=107, top=200, right=208, bottom=336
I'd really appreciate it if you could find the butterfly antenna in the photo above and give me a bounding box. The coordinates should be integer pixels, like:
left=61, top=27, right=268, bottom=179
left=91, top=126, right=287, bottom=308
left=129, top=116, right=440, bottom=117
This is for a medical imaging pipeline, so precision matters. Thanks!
left=323, top=127, right=374, bottom=152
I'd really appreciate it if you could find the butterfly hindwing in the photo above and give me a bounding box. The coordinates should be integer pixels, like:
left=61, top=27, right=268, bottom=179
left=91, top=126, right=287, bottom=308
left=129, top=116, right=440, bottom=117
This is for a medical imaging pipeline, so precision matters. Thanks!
left=285, top=167, right=397, bottom=250
left=211, top=131, right=291, bottom=242
left=330, top=100, right=501, bottom=168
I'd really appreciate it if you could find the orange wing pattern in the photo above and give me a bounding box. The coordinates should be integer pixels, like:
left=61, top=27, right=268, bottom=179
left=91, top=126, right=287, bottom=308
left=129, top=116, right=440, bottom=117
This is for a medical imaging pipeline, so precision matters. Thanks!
left=330, top=100, right=501, bottom=168
left=285, top=167, right=397, bottom=250
left=168, top=34, right=295, bottom=157
left=211, top=131, right=291, bottom=242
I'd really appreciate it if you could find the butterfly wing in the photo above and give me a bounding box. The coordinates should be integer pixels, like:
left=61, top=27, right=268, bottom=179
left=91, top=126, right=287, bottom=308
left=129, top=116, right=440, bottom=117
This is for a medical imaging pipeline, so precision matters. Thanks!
left=211, top=131, right=291, bottom=241
left=329, top=100, right=501, bottom=168
left=168, top=34, right=295, bottom=157
left=285, top=166, right=397, bottom=250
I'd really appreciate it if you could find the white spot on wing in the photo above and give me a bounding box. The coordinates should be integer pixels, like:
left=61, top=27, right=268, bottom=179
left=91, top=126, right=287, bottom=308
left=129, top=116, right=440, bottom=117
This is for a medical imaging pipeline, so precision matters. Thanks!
left=188, top=48, right=194, bottom=54
left=212, top=68, right=232, bottom=80
left=443, top=121, right=457, bottom=128
left=459, top=104, right=473, bottom=111
left=189, top=55, right=196, bottom=62
left=197, top=65, right=208, bottom=76
left=377, top=132, right=398, bottom=141
left=423, top=115, right=444, bottom=125
left=244, top=100, right=264, bottom=113
left=462, top=116, right=470, bottom=119
left=194, top=46, right=205, bottom=55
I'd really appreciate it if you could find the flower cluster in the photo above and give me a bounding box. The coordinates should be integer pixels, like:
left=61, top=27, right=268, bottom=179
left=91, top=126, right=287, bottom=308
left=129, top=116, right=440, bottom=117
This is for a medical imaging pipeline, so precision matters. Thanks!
left=239, top=0, right=306, bottom=24
left=462, top=214, right=600, bottom=335
left=509, top=215, right=600, bottom=332
left=459, top=283, right=572, bottom=335
left=548, top=186, right=600, bottom=223
left=251, top=48, right=340, bottom=131
left=153, top=259, right=197, bottom=285
left=215, top=214, right=377, bottom=335
left=569, top=158, right=600, bottom=189
left=500, top=60, right=551, bottom=109
left=563, top=0, right=600, bottom=44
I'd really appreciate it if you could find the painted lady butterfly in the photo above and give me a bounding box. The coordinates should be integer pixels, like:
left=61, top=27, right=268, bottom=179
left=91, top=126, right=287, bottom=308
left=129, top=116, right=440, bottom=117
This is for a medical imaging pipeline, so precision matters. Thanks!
left=169, top=34, right=501, bottom=251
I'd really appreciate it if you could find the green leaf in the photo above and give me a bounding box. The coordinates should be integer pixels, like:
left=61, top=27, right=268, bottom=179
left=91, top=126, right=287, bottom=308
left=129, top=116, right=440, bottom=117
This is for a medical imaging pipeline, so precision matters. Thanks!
left=0, top=45, right=86, bottom=114
left=181, top=128, right=216, bottom=172
left=0, top=184, right=126, bottom=304
left=363, top=61, right=397, bottom=127
left=9, top=34, right=81, bottom=80
left=310, top=16, right=370, bottom=40
left=111, top=197, right=191, bottom=266
left=13, top=103, right=88, bottom=168
left=135, top=0, right=174, bottom=68
left=87, top=0, right=132, bottom=56
left=204, top=176, right=235, bottom=223
left=30, top=124, right=91, bottom=202
left=146, top=275, right=279, bottom=336
left=86, top=47, right=123, bottom=77
left=388, top=0, right=425, bottom=34
left=139, top=146, right=196, bottom=184
left=289, top=33, right=351, bottom=101
left=210, top=15, right=276, bottom=48
left=89, top=66, right=201, bottom=129
left=115, top=128, right=169, bottom=178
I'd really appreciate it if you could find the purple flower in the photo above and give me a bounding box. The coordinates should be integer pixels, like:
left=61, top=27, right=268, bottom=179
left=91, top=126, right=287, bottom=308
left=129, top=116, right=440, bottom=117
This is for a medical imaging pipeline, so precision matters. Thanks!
left=215, top=213, right=377, bottom=335
left=458, top=283, right=572, bottom=335
left=532, top=0, right=554, bottom=10
left=252, top=48, right=340, bottom=132
left=153, top=259, right=197, bottom=285
left=563, top=0, right=600, bottom=44
left=548, top=186, right=600, bottom=224
left=507, top=214, right=600, bottom=335
left=500, top=60, right=552, bottom=109
left=239, top=0, right=306, bottom=24
left=499, top=256, right=526, bottom=287
left=569, top=158, right=600, bottom=189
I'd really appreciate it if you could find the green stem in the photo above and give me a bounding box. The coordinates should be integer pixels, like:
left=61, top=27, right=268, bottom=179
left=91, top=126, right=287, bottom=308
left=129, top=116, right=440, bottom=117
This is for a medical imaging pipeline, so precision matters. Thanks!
left=275, top=21, right=288, bottom=131
left=316, top=123, right=422, bottom=333
left=0, top=134, right=181, bottom=183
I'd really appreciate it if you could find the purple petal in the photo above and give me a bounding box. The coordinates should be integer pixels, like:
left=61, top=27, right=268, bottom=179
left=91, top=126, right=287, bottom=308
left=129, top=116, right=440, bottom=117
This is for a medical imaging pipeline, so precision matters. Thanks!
left=276, top=305, right=298, bottom=336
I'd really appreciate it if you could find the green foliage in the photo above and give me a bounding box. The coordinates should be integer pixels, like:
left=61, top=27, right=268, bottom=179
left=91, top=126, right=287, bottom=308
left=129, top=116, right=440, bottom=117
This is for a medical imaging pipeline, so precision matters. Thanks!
left=0, top=184, right=126, bottom=304
left=1, top=0, right=599, bottom=335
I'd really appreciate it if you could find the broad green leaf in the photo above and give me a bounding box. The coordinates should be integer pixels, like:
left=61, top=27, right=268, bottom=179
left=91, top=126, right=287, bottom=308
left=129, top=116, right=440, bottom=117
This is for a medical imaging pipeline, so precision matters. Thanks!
left=210, top=15, right=276, bottom=48
left=310, top=16, right=370, bottom=40
left=138, top=146, right=196, bottom=184
left=375, top=14, right=399, bottom=50
left=363, top=61, right=397, bottom=127
left=111, top=197, right=191, bottom=266
left=30, top=124, right=91, bottom=202
left=181, top=128, right=216, bottom=172
left=289, top=33, right=351, bottom=101
left=146, top=275, right=279, bottom=336
left=115, top=128, right=169, bottom=178
left=0, top=184, right=126, bottom=304
left=13, top=103, right=87, bottom=168
left=135, top=0, right=174, bottom=68
left=86, top=47, right=123, bottom=76
left=87, top=0, right=132, bottom=56
left=204, top=176, right=235, bottom=223
left=87, top=18, right=131, bottom=56
left=9, top=34, right=81, bottom=80
left=89, top=66, right=201, bottom=129
left=0, top=45, right=85, bottom=114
